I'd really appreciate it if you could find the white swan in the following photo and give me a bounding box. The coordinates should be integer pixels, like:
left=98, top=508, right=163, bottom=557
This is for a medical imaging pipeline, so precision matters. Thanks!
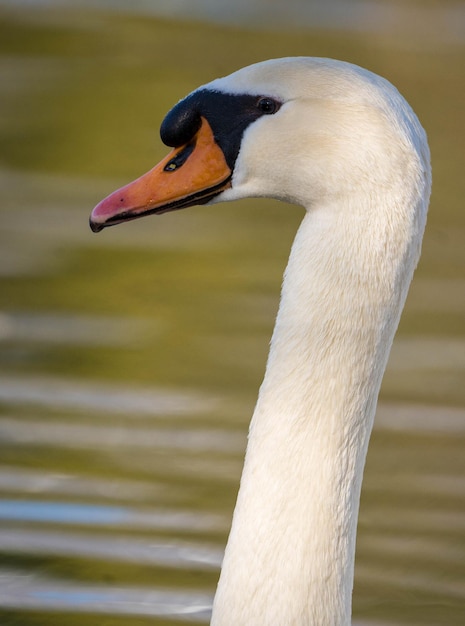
left=90, top=57, right=431, bottom=626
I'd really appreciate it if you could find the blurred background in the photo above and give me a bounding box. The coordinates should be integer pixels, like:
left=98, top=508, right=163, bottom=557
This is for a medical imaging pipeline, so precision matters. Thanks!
left=0, top=1, right=464, bottom=625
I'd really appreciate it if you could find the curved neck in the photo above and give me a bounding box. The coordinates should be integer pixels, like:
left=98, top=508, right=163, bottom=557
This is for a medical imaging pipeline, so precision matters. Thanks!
left=211, top=196, right=422, bottom=625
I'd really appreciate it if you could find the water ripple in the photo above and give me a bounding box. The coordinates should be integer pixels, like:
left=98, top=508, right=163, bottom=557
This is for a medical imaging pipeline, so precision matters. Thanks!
left=0, top=500, right=226, bottom=532
left=0, top=417, right=244, bottom=452
left=0, top=375, right=217, bottom=416
left=0, top=527, right=223, bottom=570
left=0, top=465, right=160, bottom=500
left=0, top=569, right=213, bottom=621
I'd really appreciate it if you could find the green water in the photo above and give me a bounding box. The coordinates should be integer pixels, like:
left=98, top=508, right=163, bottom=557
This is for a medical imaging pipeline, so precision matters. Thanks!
left=0, top=5, right=464, bottom=625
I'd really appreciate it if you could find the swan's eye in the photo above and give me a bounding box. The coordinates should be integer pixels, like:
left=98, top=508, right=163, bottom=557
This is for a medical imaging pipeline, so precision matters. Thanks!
left=257, top=97, right=280, bottom=115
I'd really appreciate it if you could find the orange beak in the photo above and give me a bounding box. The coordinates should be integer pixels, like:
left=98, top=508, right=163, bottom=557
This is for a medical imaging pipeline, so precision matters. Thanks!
left=90, top=117, right=232, bottom=232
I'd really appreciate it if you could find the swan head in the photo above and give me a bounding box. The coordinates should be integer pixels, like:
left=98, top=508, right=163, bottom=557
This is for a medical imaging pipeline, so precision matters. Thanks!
left=90, top=57, right=430, bottom=232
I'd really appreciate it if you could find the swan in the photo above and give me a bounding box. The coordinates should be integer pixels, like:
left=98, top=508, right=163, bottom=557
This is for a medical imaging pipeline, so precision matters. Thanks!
left=90, top=57, right=431, bottom=625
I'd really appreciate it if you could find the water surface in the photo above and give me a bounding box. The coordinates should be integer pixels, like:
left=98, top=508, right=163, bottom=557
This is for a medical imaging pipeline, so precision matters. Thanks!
left=0, top=6, right=464, bottom=626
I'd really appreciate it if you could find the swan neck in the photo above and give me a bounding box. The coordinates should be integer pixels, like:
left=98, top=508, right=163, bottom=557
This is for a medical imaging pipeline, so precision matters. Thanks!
left=211, top=200, right=421, bottom=625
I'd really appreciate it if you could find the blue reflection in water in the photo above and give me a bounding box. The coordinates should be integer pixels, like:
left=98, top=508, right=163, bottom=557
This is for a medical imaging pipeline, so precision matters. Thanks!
left=34, top=589, right=102, bottom=607
left=0, top=500, right=128, bottom=525
left=0, top=499, right=224, bottom=532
